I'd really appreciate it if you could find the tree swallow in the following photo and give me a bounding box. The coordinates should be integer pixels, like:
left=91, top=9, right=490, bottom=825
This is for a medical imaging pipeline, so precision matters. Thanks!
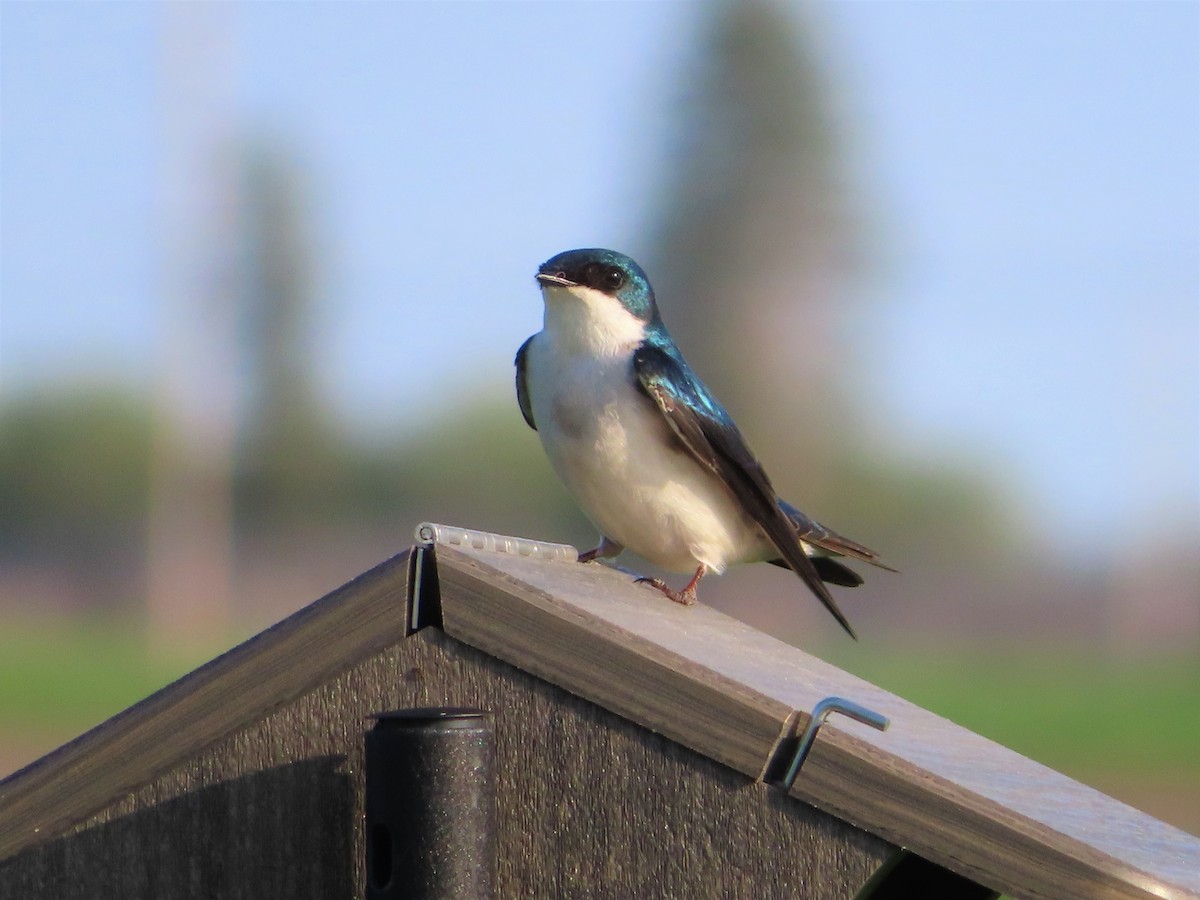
left=515, top=248, right=893, bottom=638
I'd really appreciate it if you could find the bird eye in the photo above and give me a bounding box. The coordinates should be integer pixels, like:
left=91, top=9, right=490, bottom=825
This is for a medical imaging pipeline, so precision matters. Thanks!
left=604, top=267, right=625, bottom=290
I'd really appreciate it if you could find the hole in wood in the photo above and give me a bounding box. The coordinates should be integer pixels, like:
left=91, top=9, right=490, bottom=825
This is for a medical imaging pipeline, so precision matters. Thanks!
left=369, top=822, right=393, bottom=889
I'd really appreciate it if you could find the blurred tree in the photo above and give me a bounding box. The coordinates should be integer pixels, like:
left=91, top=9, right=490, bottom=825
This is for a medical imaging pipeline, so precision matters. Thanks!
left=646, top=0, right=855, bottom=504
left=352, top=400, right=590, bottom=545
left=0, top=391, right=155, bottom=552
left=0, top=390, right=158, bottom=612
left=233, top=142, right=344, bottom=527
left=639, top=0, right=1025, bottom=595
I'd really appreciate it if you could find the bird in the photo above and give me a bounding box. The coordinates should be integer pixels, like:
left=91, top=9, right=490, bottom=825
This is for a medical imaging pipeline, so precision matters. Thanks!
left=515, top=248, right=893, bottom=639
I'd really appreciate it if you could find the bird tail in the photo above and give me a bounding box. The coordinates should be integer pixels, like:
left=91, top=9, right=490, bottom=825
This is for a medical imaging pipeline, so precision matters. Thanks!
left=766, top=553, right=864, bottom=585
left=809, top=556, right=864, bottom=587
left=776, top=499, right=898, bottom=573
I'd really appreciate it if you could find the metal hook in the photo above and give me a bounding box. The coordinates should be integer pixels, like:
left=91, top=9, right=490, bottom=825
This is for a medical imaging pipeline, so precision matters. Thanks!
left=778, top=696, right=890, bottom=790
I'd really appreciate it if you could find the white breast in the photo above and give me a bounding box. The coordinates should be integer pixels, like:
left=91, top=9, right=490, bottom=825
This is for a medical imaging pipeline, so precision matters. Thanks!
left=525, top=285, right=769, bottom=573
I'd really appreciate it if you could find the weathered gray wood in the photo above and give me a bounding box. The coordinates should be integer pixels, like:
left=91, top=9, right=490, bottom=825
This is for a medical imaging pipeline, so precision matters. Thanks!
left=0, top=551, right=414, bottom=860
left=1, top=629, right=892, bottom=898
left=432, top=543, right=1200, bottom=900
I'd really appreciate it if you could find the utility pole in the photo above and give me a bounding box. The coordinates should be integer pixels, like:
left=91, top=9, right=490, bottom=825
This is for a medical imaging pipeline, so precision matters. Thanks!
left=145, top=3, right=238, bottom=652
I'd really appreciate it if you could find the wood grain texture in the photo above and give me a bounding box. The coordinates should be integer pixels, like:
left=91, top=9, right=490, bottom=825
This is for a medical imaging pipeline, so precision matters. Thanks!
left=0, top=551, right=414, bottom=860
left=432, top=544, right=1200, bottom=900
left=1, top=629, right=892, bottom=898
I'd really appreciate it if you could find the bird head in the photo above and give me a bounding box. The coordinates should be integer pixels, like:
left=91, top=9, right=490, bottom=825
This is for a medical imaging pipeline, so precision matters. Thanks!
left=535, top=248, right=660, bottom=329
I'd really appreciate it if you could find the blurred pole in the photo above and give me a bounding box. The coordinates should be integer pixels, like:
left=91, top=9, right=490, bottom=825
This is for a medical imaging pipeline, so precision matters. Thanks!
left=145, top=3, right=238, bottom=652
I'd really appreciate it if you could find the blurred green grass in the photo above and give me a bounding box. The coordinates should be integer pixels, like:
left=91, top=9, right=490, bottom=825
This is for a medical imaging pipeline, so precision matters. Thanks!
left=821, top=644, right=1200, bottom=776
left=0, top=616, right=227, bottom=731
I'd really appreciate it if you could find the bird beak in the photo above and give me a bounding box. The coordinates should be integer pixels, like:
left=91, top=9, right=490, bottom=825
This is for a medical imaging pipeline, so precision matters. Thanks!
left=536, top=272, right=576, bottom=288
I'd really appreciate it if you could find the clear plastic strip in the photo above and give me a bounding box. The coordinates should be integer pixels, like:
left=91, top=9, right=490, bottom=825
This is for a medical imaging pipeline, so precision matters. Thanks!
left=414, top=522, right=578, bottom=562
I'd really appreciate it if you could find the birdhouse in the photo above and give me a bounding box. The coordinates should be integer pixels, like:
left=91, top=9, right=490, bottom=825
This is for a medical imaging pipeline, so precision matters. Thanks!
left=1, top=525, right=1196, bottom=898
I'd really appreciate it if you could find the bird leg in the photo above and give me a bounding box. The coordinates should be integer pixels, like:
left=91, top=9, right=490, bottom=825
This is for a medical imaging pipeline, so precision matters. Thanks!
left=578, top=536, right=623, bottom=563
left=637, top=564, right=707, bottom=606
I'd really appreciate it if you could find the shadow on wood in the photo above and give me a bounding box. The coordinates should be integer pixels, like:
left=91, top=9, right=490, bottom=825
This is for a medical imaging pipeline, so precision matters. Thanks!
left=3, top=756, right=354, bottom=900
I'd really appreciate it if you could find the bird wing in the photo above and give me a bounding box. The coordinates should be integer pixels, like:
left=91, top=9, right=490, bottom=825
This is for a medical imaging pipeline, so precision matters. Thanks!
left=633, top=342, right=856, bottom=638
left=777, top=499, right=898, bottom=572
left=514, top=336, right=537, bottom=431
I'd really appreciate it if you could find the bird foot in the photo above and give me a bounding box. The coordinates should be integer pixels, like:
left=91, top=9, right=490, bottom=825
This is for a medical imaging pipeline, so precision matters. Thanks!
left=635, top=576, right=698, bottom=606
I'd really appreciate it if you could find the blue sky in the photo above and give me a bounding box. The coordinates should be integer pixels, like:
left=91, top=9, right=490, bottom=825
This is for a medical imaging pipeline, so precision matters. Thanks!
left=2, top=1, right=1197, bottom=559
